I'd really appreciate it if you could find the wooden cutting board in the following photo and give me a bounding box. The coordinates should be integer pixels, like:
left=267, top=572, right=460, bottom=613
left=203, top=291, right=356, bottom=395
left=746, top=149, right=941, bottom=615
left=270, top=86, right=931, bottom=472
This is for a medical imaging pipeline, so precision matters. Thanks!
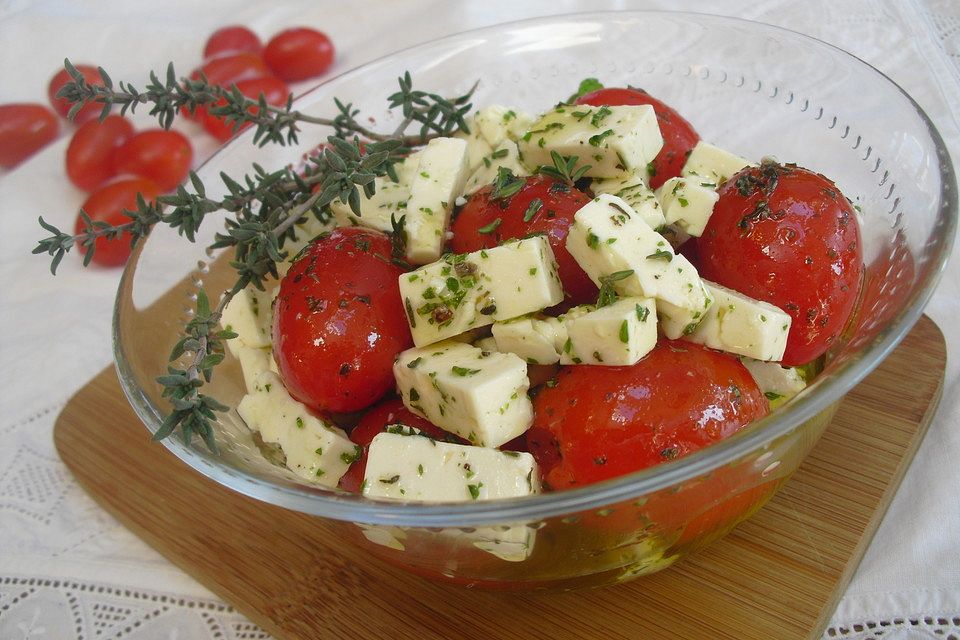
left=53, top=315, right=945, bottom=640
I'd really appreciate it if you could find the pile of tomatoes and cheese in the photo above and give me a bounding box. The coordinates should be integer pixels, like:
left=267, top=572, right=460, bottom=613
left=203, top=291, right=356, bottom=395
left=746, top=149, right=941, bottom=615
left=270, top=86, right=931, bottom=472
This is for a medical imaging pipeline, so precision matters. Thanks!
left=221, top=85, right=863, bottom=511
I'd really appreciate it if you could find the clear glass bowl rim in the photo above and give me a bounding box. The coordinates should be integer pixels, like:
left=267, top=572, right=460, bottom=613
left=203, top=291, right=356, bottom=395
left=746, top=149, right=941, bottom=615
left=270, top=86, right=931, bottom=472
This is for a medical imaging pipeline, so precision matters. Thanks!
left=114, top=10, right=958, bottom=528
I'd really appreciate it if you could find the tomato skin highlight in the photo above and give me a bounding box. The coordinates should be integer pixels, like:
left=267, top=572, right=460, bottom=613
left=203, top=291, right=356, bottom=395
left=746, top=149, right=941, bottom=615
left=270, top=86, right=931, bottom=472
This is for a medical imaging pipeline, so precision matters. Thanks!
left=264, top=28, right=335, bottom=81
left=48, top=64, right=104, bottom=124
left=452, top=175, right=597, bottom=306
left=527, top=341, right=768, bottom=489
left=201, top=76, right=290, bottom=142
left=695, top=162, right=863, bottom=365
left=65, top=115, right=135, bottom=191
left=204, top=25, right=262, bottom=60
left=273, top=228, right=413, bottom=415
left=74, top=177, right=161, bottom=267
left=576, top=87, right=700, bottom=189
left=0, top=104, right=60, bottom=169
left=114, top=129, right=193, bottom=191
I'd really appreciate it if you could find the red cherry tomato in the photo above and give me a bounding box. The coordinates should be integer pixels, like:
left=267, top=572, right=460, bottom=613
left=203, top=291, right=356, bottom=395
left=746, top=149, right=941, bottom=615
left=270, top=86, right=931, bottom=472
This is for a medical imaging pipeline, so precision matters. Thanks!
left=695, top=162, right=863, bottom=365
left=48, top=64, right=105, bottom=124
left=114, top=129, right=193, bottom=191
left=526, top=341, right=768, bottom=489
left=273, top=228, right=413, bottom=414
left=576, top=87, right=700, bottom=189
left=0, top=104, right=59, bottom=169
left=201, top=76, right=290, bottom=142
left=204, top=25, right=262, bottom=60
left=74, top=177, right=161, bottom=267
left=65, top=115, right=135, bottom=191
left=339, top=398, right=463, bottom=493
left=264, top=28, right=334, bottom=82
left=452, top=175, right=596, bottom=306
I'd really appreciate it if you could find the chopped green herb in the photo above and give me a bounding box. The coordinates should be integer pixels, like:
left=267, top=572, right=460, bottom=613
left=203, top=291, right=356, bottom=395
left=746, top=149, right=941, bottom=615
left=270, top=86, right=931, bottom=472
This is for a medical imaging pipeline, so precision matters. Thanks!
left=588, top=128, right=614, bottom=147
left=646, top=249, right=673, bottom=262
left=765, top=391, right=783, bottom=401
left=478, top=218, right=502, bottom=234
left=451, top=366, right=481, bottom=377
left=467, top=483, right=483, bottom=499
left=619, top=320, right=629, bottom=343
left=407, top=357, right=423, bottom=369
left=636, top=304, right=650, bottom=322
left=523, top=198, right=543, bottom=222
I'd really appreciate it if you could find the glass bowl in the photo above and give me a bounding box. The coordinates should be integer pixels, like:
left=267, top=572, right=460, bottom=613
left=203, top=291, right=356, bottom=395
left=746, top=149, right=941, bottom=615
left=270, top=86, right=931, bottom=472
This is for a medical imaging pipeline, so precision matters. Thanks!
left=113, top=11, right=956, bottom=590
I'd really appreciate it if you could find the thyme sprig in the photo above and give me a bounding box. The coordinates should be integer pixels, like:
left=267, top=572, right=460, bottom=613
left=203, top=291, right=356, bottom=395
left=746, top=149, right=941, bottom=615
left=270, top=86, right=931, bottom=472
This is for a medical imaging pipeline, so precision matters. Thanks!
left=37, top=62, right=476, bottom=450
left=538, top=150, right=591, bottom=186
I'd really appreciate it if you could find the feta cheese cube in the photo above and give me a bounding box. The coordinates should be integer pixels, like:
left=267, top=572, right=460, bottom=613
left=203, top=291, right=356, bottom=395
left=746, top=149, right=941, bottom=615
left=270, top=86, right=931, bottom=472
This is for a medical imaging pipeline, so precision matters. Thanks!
left=560, top=297, right=657, bottom=365
left=591, top=173, right=666, bottom=230
left=741, top=358, right=807, bottom=406
left=404, top=137, right=471, bottom=264
left=656, top=176, right=720, bottom=237
left=221, top=285, right=275, bottom=352
left=463, top=142, right=530, bottom=196
left=474, top=105, right=535, bottom=148
left=238, top=372, right=357, bottom=487
left=661, top=280, right=792, bottom=361
left=517, top=105, right=663, bottom=178
left=235, top=346, right=273, bottom=394
left=394, top=341, right=533, bottom=447
left=362, top=431, right=540, bottom=501
left=329, top=176, right=409, bottom=232
left=399, top=236, right=563, bottom=347
left=492, top=315, right=566, bottom=365
left=453, top=116, right=494, bottom=170
left=681, top=141, right=755, bottom=187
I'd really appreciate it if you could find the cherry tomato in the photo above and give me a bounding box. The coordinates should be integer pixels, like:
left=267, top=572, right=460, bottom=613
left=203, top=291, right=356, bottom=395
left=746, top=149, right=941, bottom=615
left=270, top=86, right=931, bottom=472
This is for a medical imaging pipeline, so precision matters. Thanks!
left=0, top=104, right=59, bottom=169
left=339, top=398, right=463, bottom=493
left=204, top=25, right=262, bottom=60
left=576, top=87, right=700, bottom=190
left=114, top=129, right=193, bottom=191
left=273, top=228, right=413, bottom=414
left=264, top=28, right=334, bottom=82
left=74, top=177, right=161, bottom=266
left=695, top=161, right=863, bottom=366
left=451, top=175, right=596, bottom=306
left=201, top=76, right=290, bottom=142
left=526, top=341, right=768, bottom=489
left=48, top=64, right=105, bottom=124
left=65, top=115, right=135, bottom=191
left=183, top=52, right=271, bottom=121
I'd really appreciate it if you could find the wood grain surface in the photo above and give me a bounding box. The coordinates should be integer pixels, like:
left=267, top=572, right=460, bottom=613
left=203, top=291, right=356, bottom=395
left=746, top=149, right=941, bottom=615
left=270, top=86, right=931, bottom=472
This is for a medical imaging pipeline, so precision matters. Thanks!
left=54, top=315, right=945, bottom=640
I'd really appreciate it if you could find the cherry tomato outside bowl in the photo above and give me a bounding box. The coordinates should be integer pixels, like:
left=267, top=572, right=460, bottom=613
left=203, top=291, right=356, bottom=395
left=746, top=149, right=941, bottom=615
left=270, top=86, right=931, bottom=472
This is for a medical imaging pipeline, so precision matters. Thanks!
left=264, top=28, right=335, bottom=82
left=74, top=177, right=161, bottom=267
left=114, top=129, right=193, bottom=191
left=0, top=103, right=60, bottom=169
left=48, top=64, right=105, bottom=124
left=65, top=115, right=135, bottom=192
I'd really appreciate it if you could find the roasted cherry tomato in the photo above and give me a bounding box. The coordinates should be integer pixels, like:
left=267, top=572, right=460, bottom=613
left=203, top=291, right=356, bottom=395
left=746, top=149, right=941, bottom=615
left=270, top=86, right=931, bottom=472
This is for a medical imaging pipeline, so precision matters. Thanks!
left=114, top=129, right=193, bottom=191
left=204, top=25, right=262, bottom=60
left=74, top=177, right=161, bottom=266
left=273, top=228, right=413, bottom=414
left=339, top=398, right=463, bottom=493
left=201, top=76, right=290, bottom=142
left=65, top=115, right=135, bottom=191
left=526, top=341, right=768, bottom=489
left=264, top=28, right=334, bottom=81
left=576, top=87, right=700, bottom=189
left=0, top=104, right=59, bottom=169
left=48, top=64, right=104, bottom=124
left=451, top=175, right=596, bottom=306
left=695, top=161, right=863, bottom=365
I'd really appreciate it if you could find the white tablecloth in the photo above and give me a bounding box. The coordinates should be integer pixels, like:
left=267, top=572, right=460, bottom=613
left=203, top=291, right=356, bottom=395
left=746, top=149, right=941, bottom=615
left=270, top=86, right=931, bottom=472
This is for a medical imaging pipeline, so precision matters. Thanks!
left=1, top=1, right=958, bottom=638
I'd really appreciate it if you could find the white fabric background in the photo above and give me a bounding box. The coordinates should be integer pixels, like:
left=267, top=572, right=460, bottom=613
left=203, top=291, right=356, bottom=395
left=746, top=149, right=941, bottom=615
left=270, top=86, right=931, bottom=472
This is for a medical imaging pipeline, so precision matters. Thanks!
left=0, top=1, right=958, bottom=638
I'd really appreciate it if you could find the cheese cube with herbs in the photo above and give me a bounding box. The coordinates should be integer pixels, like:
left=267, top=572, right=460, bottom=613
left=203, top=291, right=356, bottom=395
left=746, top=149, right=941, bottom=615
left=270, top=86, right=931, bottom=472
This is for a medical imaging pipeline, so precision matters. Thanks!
left=656, top=176, right=720, bottom=237
left=681, top=141, right=755, bottom=187
left=656, top=279, right=714, bottom=340
left=741, top=358, right=807, bottom=407
left=517, top=104, right=663, bottom=178
left=560, top=297, right=657, bottom=366
left=474, top=105, right=536, bottom=148
left=566, top=194, right=710, bottom=331
left=492, top=315, right=566, bottom=365
left=453, top=116, right=494, bottom=170
left=399, top=236, right=564, bottom=347
left=463, top=142, right=530, bottom=196
left=221, top=285, right=275, bottom=352
left=403, top=136, right=471, bottom=264
left=238, top=372, right=358, bottom=487
left=362, top=431, right=540, bottom=501
left=661, top=280, right=792, bottom=361
left=329, top=176, right=409, bottom=232
left=235, top=346, right=273, bottom=394
left=591, top=173, right=666, bottom=230
left=394, top=341, right=533, bottom=447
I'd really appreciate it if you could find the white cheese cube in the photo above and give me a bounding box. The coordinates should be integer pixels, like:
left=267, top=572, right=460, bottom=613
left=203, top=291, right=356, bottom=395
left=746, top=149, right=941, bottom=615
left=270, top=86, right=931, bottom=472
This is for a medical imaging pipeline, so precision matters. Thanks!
left=394, top=341, right=533, bottom=447
left=741, top=358, right=807, bottom=406
left=474, top=336, right=500, bottom=352
left=329, top=176, right=409, bottom=232
left=237, top=372, right=357, bottom=487
left=591, top=173, right=666, bottom=230
left=662, top=280, right=792, bottom=361
left=392, top=150, right=423, bottom=186
left=363, top=431, right=540, bottom=501
left=474, top=105, right=536, bottom=148
left=492, top=315, right=566, bottom=365
left=463, top=142, right=531, bottom=196
left=560, top=297, right=657, bottom=366
left=566, top=195, right=710, bottom=329
left=517, top=105, right=663, bottom=178
left=656, top=279, right=714, bottom=340
left=453, top=116, right=494, bottom=170
left=656, top=176, right=720, bottom=237
left=399, top=236, right=564, bottom=347
left=681, top=141, right=755, bottom=187
left=235, top=346, right=273, bottom=394
left=221, top=285, right=275, bottom=352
